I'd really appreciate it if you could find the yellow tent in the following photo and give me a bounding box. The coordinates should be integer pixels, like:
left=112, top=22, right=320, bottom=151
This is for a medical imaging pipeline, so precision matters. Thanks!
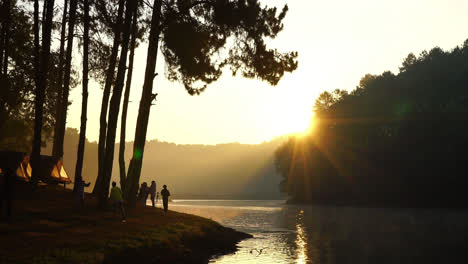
left=0, top=151, right=32, bottom=182
left=0, top=152, right=71, bottom=184
left=37, top=155, right=72, bottom=184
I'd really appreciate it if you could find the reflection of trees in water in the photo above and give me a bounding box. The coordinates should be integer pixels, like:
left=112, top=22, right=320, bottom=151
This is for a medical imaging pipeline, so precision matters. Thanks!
left=301, top=208, right=336, bottom=264
left=281, top=206, right=334, bottom=264
left=176, top=202, right=468, bottom=263
left=284, top=205, right=468, bottom=264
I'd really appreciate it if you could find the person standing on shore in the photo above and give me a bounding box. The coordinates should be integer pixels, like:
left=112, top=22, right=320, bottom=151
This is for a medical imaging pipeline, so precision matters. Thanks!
left=149, top=181, right=157, bottom=208
left=110, top=181, right=126, bottom=222
left=161, top=185, right=171, bottom=213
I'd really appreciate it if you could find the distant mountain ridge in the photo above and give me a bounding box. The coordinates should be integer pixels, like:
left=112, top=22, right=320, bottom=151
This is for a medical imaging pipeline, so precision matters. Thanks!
left=43, top=128, right=288, bottom=199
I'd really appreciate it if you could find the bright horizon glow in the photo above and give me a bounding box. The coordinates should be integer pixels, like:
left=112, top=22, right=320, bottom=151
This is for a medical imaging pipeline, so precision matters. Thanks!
left=65, top=0, right=468, bottom=145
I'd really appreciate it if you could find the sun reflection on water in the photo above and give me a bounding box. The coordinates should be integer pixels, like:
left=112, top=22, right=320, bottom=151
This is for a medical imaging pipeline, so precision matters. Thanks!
left=296, top=210, right=308, bottom=264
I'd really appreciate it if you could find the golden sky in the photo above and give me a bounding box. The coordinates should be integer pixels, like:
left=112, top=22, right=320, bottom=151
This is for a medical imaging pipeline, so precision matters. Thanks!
left=67, top=0, right=468, bottom=145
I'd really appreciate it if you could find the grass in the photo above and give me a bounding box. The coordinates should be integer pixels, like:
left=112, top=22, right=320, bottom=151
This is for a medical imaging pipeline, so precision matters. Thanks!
left=0, top=184, right=251, bottom=264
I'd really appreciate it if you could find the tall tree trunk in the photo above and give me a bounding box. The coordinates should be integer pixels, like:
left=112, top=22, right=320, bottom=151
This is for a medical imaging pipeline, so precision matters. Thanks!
left=119, top=0, right=138, bottom=198
left=93, top=0, right=125, bottom=195
left=31, top=0, right=55, bottom=184
left=125, top=0, right=162, bottom=207
left=54, top=0, right=78, bottom=160
left=33, top=0, right=39, bottom=85
left=0, top=0, right=4, bottom=67
left=98, top=0, right=135, bottom=207
left=52, top=0, right=69, bottom=158
left=0, top=0, right=11, bottom=75
left=0, top=0, right=9, bottom=128
left=74, top=0, right=90, bottom=190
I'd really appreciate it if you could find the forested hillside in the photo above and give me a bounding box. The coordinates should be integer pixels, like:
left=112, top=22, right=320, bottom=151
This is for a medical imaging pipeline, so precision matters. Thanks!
left=44, top=129, right=285, bottom=199
left=276, top=40, right=468, bottom=207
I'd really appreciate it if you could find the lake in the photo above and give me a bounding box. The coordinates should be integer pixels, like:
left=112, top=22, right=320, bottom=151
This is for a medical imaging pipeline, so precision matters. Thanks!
left=167, top=200, right=468, bottom=264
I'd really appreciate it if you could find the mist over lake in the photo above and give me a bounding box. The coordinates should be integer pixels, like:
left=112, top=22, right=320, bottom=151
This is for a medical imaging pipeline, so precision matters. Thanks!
left=43, top=129, right=287, bottom=199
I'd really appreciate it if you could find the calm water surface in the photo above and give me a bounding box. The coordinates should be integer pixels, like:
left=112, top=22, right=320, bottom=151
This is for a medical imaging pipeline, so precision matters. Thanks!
left=169, top=200, right=468, bottom=264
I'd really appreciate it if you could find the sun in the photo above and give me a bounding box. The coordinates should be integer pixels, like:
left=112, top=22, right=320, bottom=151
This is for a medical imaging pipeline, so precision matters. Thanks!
left=291, top=114, right=311, bottom=135
left=278, top=110, right=313, bottom=138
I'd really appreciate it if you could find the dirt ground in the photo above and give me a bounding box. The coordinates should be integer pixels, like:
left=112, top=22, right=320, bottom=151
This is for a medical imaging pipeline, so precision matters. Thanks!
left=0, top=183, right=250, bottom=264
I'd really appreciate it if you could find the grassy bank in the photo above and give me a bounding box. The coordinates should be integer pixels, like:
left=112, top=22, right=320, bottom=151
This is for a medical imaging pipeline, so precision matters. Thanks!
left=0, top=184, right=251, bottom=264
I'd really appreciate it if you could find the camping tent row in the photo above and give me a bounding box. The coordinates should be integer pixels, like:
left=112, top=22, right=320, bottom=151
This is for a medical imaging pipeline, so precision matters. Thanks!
left=0, top=151, right=71, bottom=184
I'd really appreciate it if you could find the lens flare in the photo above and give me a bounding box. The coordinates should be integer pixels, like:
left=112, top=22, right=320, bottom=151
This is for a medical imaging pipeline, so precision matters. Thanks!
left=134, top=148, right=143, bottom=160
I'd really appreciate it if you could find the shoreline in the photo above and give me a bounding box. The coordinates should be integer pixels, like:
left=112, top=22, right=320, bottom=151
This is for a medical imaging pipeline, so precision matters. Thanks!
left=0, top=184, right=252, bottom=263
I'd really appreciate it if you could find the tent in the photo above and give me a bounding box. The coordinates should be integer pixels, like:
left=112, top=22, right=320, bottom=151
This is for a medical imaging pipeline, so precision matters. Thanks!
left=0, top=151, right=32, bottom=182
left=37, top=155, right=71, bottom=184
left=0, top=151, right=71, bottom=184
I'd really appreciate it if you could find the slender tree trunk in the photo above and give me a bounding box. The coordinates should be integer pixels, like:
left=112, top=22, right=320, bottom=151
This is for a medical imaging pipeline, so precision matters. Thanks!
left=31, top=0, right=55, bottom=184
left=0, top=0, right=11, bottom=75
left=1, top=0, right=10, bottom=75
left=0, top=0, right=7, bottom=128
left=74, top=0, right=90, bottom=190
left=33, top=0, right=39, bottom=85
left=41, top=0, right=47, bottom=46
left=93, top=0, right=125, bottom=195
left=54, top=0, right=78, bottom=160
left=98, top=0, right=135, bottom=207
left=119, top=0, right=138, bottom=198
left=52, top=0, right=69, bottom=158
left=126, top=0, right=162, bottom=207
left=0, top=0, right=4, bottom=67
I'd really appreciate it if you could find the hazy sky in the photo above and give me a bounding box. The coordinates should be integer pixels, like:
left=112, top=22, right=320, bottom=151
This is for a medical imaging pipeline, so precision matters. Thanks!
left=66, top=0, right=468, bottom=145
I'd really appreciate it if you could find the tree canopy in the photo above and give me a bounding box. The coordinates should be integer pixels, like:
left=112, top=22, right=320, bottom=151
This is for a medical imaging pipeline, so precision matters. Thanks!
left=161, top=0, right=298, bottom=95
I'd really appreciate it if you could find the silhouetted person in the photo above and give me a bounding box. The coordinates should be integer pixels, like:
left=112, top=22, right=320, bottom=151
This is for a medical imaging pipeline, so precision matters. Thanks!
left=74, top=179, right=91, bottom=208
left=161, top=185, right=170, bottom=213
left=149, top=181, right=157, bottom=207
left=0, top=167, right=13, bottom=221
left=110, top=181, right=126, bottom=222
left=138, top=182, right=149, bottom=206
